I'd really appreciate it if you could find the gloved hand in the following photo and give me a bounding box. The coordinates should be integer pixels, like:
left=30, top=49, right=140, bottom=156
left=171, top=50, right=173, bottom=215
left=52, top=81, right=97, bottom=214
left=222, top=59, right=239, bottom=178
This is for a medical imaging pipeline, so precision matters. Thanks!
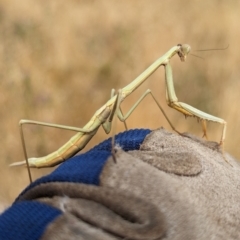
left=0, top=128, right=239, bottom=240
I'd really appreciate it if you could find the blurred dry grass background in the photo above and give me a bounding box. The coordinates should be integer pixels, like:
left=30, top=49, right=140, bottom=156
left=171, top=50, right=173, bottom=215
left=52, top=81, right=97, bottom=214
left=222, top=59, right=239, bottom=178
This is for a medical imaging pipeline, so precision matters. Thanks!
left=0, top=0, right=240, bottom=208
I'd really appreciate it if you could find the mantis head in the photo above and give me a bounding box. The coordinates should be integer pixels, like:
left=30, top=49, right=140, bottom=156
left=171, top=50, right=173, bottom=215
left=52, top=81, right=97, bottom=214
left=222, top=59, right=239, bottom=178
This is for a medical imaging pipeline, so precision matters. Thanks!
left=177, top=44, right=191, bottom=62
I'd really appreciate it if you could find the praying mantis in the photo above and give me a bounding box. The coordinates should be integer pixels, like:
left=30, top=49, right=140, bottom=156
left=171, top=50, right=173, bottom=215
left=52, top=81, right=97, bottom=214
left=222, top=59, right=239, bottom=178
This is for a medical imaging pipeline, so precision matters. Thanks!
left=11, top=44, right=227, bottom=182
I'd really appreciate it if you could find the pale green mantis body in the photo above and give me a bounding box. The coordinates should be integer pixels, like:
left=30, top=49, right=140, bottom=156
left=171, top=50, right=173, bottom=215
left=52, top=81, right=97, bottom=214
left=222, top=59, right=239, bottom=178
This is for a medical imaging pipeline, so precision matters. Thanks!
left=11, top=44, right=227, bottom=182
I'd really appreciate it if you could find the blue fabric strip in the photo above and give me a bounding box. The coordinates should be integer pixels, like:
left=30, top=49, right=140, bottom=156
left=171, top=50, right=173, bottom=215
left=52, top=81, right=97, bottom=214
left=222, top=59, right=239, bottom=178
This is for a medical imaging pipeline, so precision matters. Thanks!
left=0, top=201, right=61, bottom=240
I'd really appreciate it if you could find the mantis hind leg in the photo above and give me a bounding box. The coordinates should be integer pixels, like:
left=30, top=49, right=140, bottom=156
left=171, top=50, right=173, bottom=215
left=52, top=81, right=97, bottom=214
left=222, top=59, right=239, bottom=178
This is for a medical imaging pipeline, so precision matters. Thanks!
left=16, top=119, right=102, bottom=183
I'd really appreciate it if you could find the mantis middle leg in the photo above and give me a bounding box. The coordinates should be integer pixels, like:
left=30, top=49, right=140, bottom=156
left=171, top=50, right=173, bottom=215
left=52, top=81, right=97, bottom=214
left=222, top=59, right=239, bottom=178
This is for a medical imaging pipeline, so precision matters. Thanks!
left=113, top=89, right=177, bottom=133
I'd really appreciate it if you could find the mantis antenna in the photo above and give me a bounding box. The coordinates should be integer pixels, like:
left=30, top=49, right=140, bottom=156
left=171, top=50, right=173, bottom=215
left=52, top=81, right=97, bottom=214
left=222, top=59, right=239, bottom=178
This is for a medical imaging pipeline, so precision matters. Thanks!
left=194, top=44, right=229, bottom=52
left=190, top=44, right=229, bottom=59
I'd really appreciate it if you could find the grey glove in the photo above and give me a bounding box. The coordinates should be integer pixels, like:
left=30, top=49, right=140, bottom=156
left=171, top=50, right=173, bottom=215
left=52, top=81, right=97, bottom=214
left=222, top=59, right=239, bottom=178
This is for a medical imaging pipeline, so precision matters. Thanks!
left=19, top=128, right=240, bottom=240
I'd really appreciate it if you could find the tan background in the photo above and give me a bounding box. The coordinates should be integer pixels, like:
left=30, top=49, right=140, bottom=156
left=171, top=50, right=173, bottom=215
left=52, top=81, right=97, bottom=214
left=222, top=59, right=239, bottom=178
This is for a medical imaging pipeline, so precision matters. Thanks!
left=0, top=0, right=240, bottom=208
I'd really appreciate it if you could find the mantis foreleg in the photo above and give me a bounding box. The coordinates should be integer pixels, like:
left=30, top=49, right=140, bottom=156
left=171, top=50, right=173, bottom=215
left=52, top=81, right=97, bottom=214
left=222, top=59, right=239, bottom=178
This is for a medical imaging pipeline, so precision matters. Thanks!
left=164, top=62, right=227, bottom=154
